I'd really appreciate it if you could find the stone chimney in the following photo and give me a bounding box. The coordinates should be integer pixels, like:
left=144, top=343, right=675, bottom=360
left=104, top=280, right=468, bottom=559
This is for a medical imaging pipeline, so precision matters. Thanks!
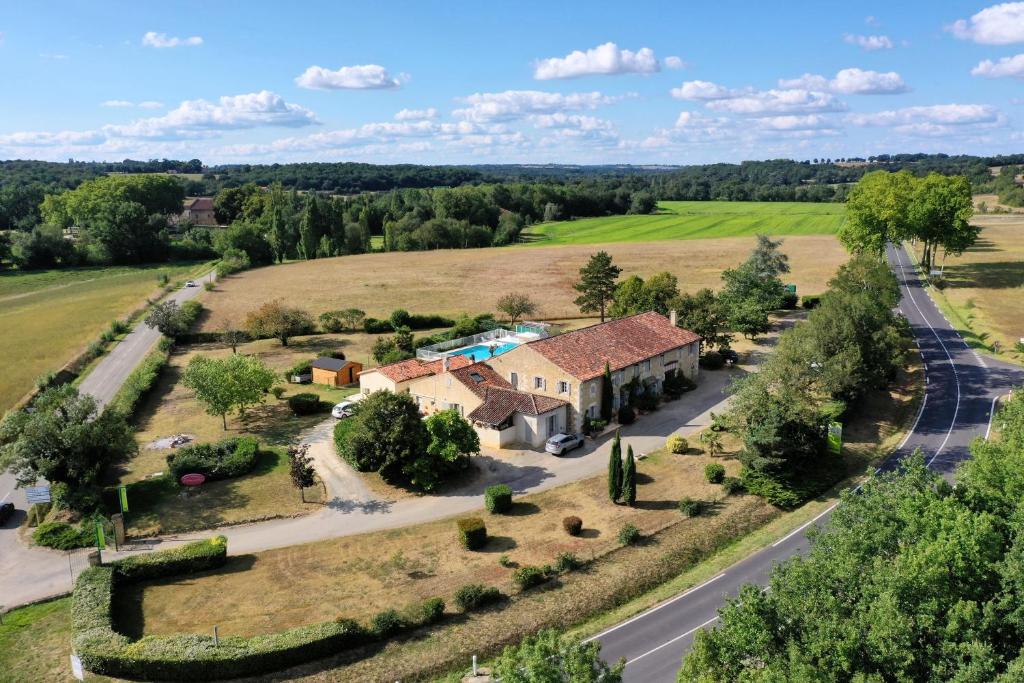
left=669, top=309, right=678, bottom=327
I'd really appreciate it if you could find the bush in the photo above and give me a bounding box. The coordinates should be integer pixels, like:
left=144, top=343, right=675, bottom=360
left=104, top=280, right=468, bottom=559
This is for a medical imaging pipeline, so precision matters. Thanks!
left=454, top=583, right=503, bottom=612
left=419, top=597, right=445, bottom=625
left=617, top=404, right=635, bottom=425
left=930, top=275, right=947, bottom=290
left=362, top=317, right=393, bottom=334
left=203, top=281, right=215, bottom=292
left=667, top=435, right=689, bottom=454
left=270, top=386, right=285, bottom=399
left=484, top=484, right=512, bottom=513
left=618, top=523, right=641, bottom=545
left=285, top=360, right=313, bottom=382
left=781, top=291, right=799, bottom=309
left=499, top=554, right=513, bottom=568
left=113, top=536, right=227, bottom=582
left=287, top=392, right=323, bottom=416
left=33, top=521, right=92, bottom=550
left=371, top=609, right=405, bottom=637
left=108, top=346, right=170, bottom=417
left=166, top=437, right=259, bottom=482
left=562, top=515, right=583, bottom=536
left=512, top=565, right=553, bottom=590
left=722, top=476, right=745, bottom=495
left=457, top=517, right=487, bottom=550
left=318, top=311, right=344, bottom=333
left=555, top=552, right=581, bottom=572
left=705, top=463, right=726, bottom=484
left=678, top=497, right=704, bottom=517
left=700, top=351, right=725, bottom=370
left=109, top=319, right=130, bottom=335
left=740, top=468, right=808, bottom=509
left=636, top=391, right=659, bottom=412
left=802, top=294, right=822, bottom=310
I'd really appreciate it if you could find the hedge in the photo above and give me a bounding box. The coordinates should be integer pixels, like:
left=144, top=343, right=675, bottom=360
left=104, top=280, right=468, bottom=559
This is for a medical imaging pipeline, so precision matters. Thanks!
left=512, top=565, right=554, bottom=591
left=667, top=435, right=688, bottom=454
left=166, top=437, right=259, bottom=482
left=33, top=521, right=94, bottom=550
left=107, top=344, right=170, bottom=417
left=484, top=484, right=512, bottom=513
left=457, top=517, right=487, bottom=550
left=113, top=535, right=228, bottom=582
left=287, top=392, right=323, bottom=416
left=722, top=476, right=745, bottom=495
left=802, top=294, right=822, bottom=310
left=453, top=583, right=503, bottom=612
left=363, top=311, right=456, bottom=334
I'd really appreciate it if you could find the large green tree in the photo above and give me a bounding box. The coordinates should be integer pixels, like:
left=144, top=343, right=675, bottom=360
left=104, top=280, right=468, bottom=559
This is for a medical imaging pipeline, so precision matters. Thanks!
left=608, top=430, right=623, bottom=503
left=494, top=629, right=624, bottom=683
left=670, top=288, right=732, bottom=351
left=418, top=408, right=480, bottom=491
left=244, top=300, right=314, bottom=346
left=839, top=170, right=916, bottom=255
left=181, top=353, right=276, bottom=429
left=609, top=271, right=680, bottom=318
left=574, top=251, right=621, bottom=322
left=908, top=172, right=978, bottom=271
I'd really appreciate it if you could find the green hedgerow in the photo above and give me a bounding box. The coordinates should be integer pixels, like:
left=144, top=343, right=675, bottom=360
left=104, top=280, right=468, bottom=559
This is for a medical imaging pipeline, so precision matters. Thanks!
left=371, top=609, right=405, bottom=637
left=485, top=484, right=513, bottom=513
left=454, top=583, right=503, bottom=612
left=512, top=565, right=553, bottom=591
left=420, top=597, right=445, bottom=625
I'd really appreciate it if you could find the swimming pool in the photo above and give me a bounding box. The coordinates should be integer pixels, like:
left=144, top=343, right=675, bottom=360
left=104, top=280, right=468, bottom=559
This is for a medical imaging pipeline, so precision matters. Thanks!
left=450, top=341, right=519, bottom=362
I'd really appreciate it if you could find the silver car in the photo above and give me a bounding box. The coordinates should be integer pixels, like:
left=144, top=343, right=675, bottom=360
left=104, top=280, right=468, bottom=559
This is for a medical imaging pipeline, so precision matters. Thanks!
left=545, top=433, right=583, bottom=455
left=331, top=401, right=356, bottom=419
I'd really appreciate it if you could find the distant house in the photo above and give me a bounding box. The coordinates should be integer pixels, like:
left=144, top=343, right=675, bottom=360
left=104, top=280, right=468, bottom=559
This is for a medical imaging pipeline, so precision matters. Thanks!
left=180, top=197, right=217, bottom=226
left=311, top=357, right=362, bottom=387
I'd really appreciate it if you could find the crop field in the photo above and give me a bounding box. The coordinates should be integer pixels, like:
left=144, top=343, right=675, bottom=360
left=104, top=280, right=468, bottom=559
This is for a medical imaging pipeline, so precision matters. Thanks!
left=0, top=262, right=210, bottom=412
left=525, top=200, right=847, bottom=245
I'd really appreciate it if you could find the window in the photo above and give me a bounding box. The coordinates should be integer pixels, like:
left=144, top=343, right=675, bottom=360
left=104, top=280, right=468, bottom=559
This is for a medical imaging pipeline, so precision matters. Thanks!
left=590, top=382, right=597, bottom=397
left=641, top=359, right=651, bottom=373
left=557, top=380, right=570, bottom=394
left=510, top=371, right=518, bottom=389
left=534, top=376, right=545, bottom=390
left=588, top=404, right=599, bottom=418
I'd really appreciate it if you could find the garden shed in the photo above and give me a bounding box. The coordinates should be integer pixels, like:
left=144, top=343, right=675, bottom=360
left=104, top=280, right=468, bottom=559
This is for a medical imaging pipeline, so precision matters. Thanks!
left=311, top=357, right=362, bottom=387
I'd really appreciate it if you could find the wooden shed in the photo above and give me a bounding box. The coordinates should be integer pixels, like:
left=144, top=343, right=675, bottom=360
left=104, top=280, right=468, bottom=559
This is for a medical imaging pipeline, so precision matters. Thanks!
left=311, top=357, right=362, bottom=387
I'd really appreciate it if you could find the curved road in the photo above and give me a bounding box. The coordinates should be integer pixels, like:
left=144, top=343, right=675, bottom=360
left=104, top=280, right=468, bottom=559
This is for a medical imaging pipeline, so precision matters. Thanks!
left=592, top=243, right=1024, bottom=682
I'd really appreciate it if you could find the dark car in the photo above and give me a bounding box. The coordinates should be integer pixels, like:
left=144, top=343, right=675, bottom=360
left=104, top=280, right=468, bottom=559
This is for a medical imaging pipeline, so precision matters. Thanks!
left=0, top=502, right=14, bottom=525
left=720, top=348, right=739, bottom=364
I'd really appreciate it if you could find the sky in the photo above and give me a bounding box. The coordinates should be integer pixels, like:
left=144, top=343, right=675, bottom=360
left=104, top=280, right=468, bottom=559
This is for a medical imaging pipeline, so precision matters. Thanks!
left=1, top=1, right=1023, bottom=166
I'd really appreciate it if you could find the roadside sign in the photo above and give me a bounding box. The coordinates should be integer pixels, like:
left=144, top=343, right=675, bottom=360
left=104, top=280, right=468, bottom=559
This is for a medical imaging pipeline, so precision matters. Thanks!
left=118, top=486, right=129, bottom=513
left=70, top=654, right=85, bottom=680
left=785, top=284, right=797, bottom=293
left=827, top=422, right=843, bottom=455
left=95, top=520, right=106, bottom=551
left=25, top=486, right=51, bottom=504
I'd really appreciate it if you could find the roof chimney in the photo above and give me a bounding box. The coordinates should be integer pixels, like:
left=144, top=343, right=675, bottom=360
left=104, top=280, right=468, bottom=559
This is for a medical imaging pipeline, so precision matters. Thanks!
left=669, top=309, right=678, bottom=327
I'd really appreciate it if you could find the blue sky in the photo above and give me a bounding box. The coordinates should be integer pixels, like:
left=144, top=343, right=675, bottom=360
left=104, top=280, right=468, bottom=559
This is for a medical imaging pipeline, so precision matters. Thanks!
left=1, top=1, right=1022, bottom=165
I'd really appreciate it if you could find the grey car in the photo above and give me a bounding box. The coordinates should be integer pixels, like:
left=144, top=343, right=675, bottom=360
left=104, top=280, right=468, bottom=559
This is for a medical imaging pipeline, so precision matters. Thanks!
left=545, top=433, right=584, bottom=455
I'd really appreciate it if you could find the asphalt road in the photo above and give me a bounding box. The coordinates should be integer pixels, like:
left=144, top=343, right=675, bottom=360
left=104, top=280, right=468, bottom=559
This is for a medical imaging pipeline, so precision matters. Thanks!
left=593, top=243, right=1024, bottom=682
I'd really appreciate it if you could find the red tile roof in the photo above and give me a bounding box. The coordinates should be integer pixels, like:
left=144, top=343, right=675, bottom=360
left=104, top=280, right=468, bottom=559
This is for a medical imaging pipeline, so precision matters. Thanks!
left=185, top=197, right=214, bottom=211
left=525, top=311, right=701, bottom=381
left=450, top=362, right=512, bottom=397
left=468, top=386, right=567, bottom=426
left=368, top=354, right=473, bottom=383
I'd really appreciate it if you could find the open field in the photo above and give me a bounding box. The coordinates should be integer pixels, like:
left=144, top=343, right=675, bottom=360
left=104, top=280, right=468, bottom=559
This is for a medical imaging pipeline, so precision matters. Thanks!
left=973, top=193, right=1024, bottom=214
left=923, top=215, right=1024, bottom=363
left=198, top=235, right=848, bottom=330
left=525, top=201, right=846, bottom=246
left=0, top=262, right=211, bottom=412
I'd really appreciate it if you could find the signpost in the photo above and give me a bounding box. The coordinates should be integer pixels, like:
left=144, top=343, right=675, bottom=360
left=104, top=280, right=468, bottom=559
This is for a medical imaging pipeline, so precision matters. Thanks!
left=827, top=422, right=843, bottom=456
left=94, top=519, right=106, bottom=564
left=117, top=486, right=129, bottom=514
left=25, top=486, right=51, bottom=504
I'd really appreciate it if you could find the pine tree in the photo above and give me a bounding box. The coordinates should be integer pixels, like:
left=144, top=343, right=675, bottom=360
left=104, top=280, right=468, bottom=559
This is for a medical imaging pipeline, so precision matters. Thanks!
left=607, top=430, right=623, bottom=503
left=573, top=251, right=621, bottom=322
left=621, top=445, right=637, bottom=506
left=601, top=362, right=614, bottom=423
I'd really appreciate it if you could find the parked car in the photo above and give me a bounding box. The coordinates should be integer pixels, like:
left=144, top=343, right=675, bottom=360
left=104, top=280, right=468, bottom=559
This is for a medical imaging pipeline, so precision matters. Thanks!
left=545, top=433, right=584, bottom=455
left=331, top=401, right=356, bottom=419
left=0, top=502, right=14, bottom=525
left=184, top=280, right=197, bottom=288
left=720, top=348, right=739, bottom=364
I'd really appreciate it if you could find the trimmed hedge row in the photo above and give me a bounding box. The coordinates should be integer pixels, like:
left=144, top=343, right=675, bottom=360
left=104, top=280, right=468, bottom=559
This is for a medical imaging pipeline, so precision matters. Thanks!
left=484, top=484, right=512, bottom=513
left=166, top=437, right=259, bottom=482
left=106, top=340, right=171, bottom=417
left=287, top=392, right=324, bottom=416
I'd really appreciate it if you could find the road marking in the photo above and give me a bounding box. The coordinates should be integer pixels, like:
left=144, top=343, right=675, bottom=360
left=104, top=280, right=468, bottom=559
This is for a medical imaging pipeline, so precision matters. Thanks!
left=625, top=616, right=720, bottom=666
left=0, top=491, right=10, bottom=504
left=771, top=502, right=838, bottom=548
left=896, top=393, right=928, bottom=451
left=584, top=573, right=727, bottom=643
left=986, top=395, right=1004, bottom=441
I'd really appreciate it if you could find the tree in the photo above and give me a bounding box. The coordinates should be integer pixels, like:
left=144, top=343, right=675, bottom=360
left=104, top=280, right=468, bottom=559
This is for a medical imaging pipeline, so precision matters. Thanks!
left=601, top=362, right=614, bottom=423
left=574, top=251, right=621, bottom=322
left=496, top=292, right=537, bottom=327
left=181, top=354, right=276, bottom=429
left=493, top=629, right=624, bottom=683
left=728, top=297, right=771, bottom=340
left=219, top=323, right=247, bottom=353
left=610, top=272, right=680, bottom=318
left=608, top=430, right=623, bottom=503
left=0, top=385, right=136, bottom=512
left=908, top=172, right=977, bottom=271
left=213, top=220, right=274, bottom=266
left=628, top=190, right=657, bottom=215
left=747, top=234, right=790, bottom=278
left=417, top=409, right=480, bottom=490
left=393, top=326, right=415, bottom=354
left=288, top=444, right=317, bottom=502
left=699, top=430, right=723, bottom=457
left=671, top=288, right=732, bottom=351
left=621, top=445, right=637, bottom=506
left=338, top=308, right=366, bottom=331
left=244, top=300, right=314, bottom=346
left=839, top=170, right=915, bottom=255
left=339, top=391, right=436, bottom=488
left=145, top=301, right=190, bottom=338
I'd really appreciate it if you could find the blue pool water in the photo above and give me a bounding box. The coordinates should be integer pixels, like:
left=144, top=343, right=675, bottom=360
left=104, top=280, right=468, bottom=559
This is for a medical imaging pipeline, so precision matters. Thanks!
left=450, top=342, right=519, bottom=362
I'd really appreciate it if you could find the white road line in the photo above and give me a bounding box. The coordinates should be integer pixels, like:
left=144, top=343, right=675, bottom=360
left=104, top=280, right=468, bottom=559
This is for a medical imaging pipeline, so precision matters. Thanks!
left=771, top=502, right=838, bottom=548
left=0, top=491, right=10, bottom=504
left=985, top=395, right=1003, bottom=441
left=625, top=616, right=720, bottom=666
left=583, top=573, right=727, bottom=643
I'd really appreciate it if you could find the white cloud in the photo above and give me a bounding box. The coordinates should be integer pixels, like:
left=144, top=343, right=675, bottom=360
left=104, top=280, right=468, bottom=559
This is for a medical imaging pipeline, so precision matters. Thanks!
left=779, top=68, right=908, bottom=95
left=102, top=100, right=134, bottom=108
left=102, top=99, right=165, bottom=109
left=865, top=15, right=881, bottom=27
left=756, top=115, right=837, bottom=131
left=295, top=64, right=403, bottom=90
left=530, top=113, right=614, bottom=131
left=142, top=31, right=203, bottom=48
left=849, top=104, right=1003, bottom=136
left=706, top=88, right=846, bottom=115
left=972, top=53, right=1024, bottom=78
left=453, top=90, right=618, bottom=122
left=138, top=100, right=165, bottom=109
left=0, top=129, right=106, bottom=146
left=664, top=56, right=686, bottom=70
left=394, top=107, right=438, bottom=121
left=949, top=3, right=1024, bottom=44
left=533, top=42, right=659, bottom=79
left=670, top=80, right=744, bottom=100
left=843, top=34, right=893, bottom=50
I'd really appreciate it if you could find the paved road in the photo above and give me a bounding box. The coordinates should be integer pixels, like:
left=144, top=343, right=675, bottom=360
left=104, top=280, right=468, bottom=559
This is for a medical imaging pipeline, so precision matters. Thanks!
left=593, top=243, right=1024, bottom=682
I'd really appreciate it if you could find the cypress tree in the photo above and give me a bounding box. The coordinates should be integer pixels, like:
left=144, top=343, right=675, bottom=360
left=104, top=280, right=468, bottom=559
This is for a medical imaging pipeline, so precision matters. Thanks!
left=621, top=444, right=637, bottom=506
left=608, top=429, right=622, bottom=503
left=601, top=361, right=614, bottom=423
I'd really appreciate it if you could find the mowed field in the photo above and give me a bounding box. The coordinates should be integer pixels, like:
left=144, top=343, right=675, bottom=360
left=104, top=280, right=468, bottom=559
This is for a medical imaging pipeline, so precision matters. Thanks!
left=0, top=263, right=209, bottom=412
left=200, top=235, right=848, bottom=331
left=526, top=200, right=846, bottom=245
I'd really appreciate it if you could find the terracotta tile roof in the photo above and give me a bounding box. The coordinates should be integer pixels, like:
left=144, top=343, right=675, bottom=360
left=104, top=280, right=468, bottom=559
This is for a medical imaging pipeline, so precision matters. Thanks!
left=525, top=311, right=701, bottom=382
left=185, top=197, right=214, bottom=211
left=468, top=387, right=568, bottom=426
left=367, top=354, right=473, bottom=383
left=450, top=362, right=512, bottom=397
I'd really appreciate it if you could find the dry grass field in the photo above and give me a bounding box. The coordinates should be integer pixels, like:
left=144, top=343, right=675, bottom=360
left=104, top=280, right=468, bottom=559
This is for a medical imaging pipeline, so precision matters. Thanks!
left=198, top=235, right=849, bottom=331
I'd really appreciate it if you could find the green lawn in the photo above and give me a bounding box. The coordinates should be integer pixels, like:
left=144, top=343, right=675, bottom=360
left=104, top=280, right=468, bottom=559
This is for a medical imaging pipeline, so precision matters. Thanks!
left=524, top=200, right=847, bottom=246
left=0, top=262, right=212, bottom=412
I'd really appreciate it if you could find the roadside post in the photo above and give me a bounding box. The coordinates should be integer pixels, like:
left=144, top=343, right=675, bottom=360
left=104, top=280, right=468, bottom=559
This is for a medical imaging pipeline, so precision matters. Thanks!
left=94, top=518, right=106, bottom=565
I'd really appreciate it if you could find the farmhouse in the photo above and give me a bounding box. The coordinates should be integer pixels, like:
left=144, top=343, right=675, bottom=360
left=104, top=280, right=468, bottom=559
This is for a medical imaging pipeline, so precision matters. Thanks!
left=311, top=357, right=362, bottom=387
left=180, top=197, right=217, bottom=226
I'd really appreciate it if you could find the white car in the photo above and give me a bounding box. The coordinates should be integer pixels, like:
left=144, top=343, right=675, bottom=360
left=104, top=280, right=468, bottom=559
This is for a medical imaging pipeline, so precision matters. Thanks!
left=184, top=280, right=197, bottom=287
left=545, top=433, right=584, bottom=455
left=331, top=401, right=356, bottom=419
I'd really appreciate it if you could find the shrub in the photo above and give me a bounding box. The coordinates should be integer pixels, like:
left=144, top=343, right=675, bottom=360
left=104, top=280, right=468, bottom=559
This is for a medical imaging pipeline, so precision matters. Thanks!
left=285, top=360, right=313, bottom=382
left=109, top=319, right=130, bottom=335
left=740, top=468, right=805, bottom=509
left=618, top=523, right=641, bottom=546
left=802, top=294, right=822, bottom=310
left=318, top=311, right=344, bottom=333
left=499, top=554, right=513, bottom=568
left=165, top=437, right=259, bottom=482
left=457, top=517, right=487, bottom=550
left=389, top=309, right=411, bottom=329
left=108, top=346, right=169, bottom=417
left=454, top=583, right=503, bottom=611
left=700, top=351, right=725, bottom=370
left=270, top=386, right=285, bottom=399
left=113, top=536, right=227, bottom=582
left=636, top=391, right=659, bottom=412
left=555, top=552, right=581, bottom=572
left=100, top=329, right=115, bottom=343
left=930, top=275, right=947, bottom=290
left=617, top=404, right=635, bottom=425
left=33, top=521, right=92, bottom=550
left=419, top=597, right=445, bottom=625
left=722, top=476, right=745, bottom=495
left=371, top=609, right=405, bottom=637
left=203, top=281, right=215, bottom=292
left=678, top=497, right=704, bottom=517
left=667, top=435, right=688, bottom=454
left=287, top=392, right=323, bottom=416
left=562, top=515, right=583, bottom=536
left=363, top=317, right=393, bottom=334
left=485, top=484, right=512, bottom=513
left=705, top=463, right=726, bottom=484
left=512, top=565, right=553, bottom=590
left=781, top=291, right=799, bottom=309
